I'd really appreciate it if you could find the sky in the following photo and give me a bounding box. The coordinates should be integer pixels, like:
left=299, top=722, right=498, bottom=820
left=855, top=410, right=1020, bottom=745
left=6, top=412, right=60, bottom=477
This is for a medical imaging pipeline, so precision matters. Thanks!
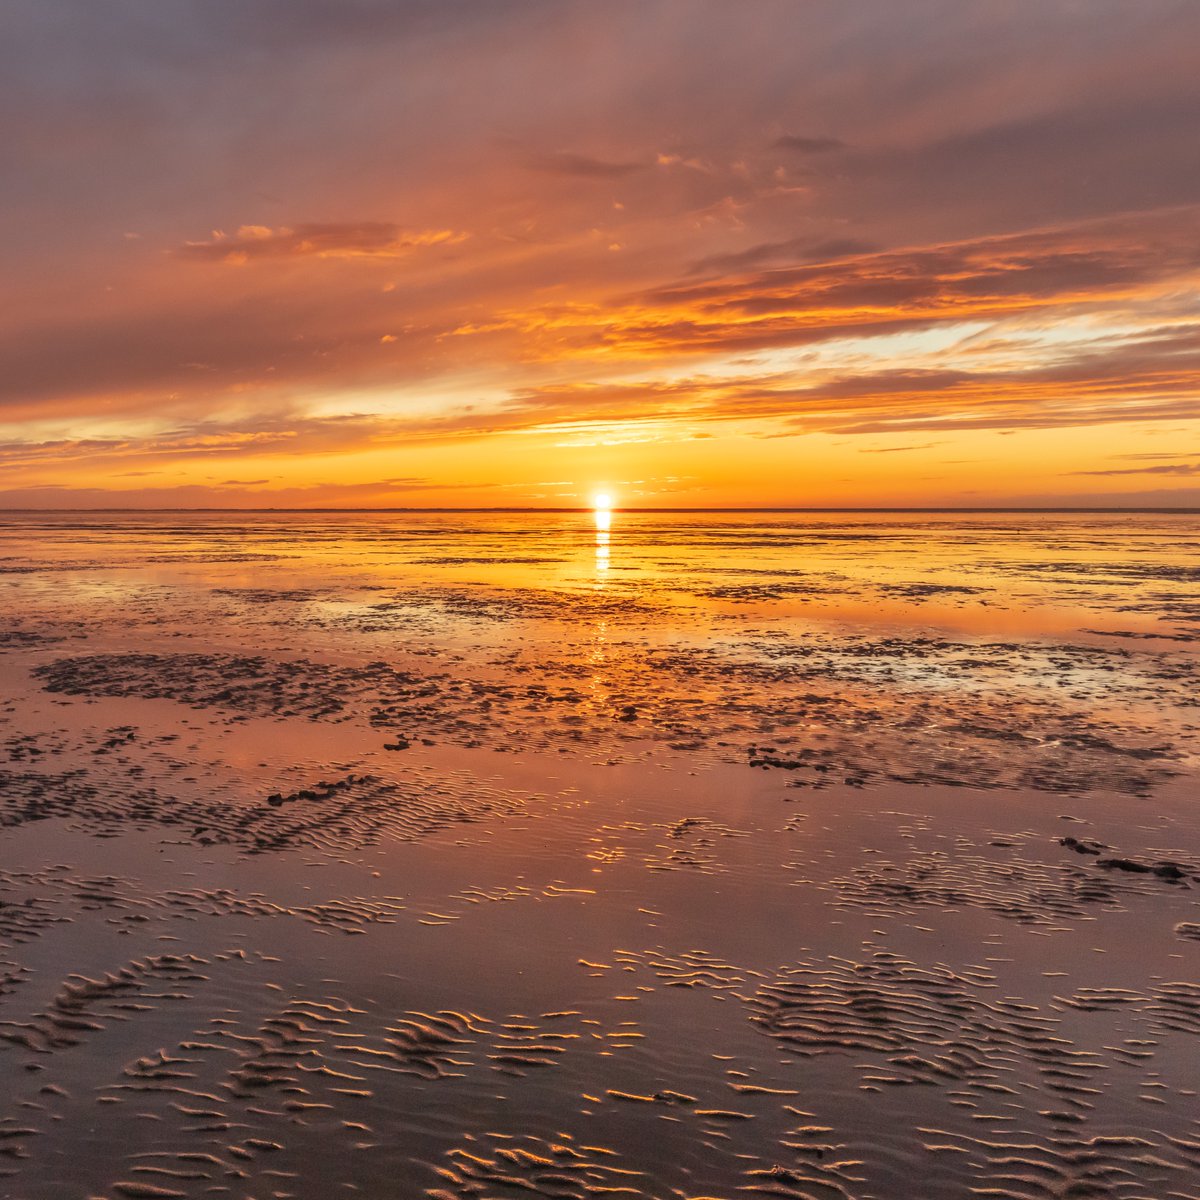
left=2, top=0, right=1199, bottom=509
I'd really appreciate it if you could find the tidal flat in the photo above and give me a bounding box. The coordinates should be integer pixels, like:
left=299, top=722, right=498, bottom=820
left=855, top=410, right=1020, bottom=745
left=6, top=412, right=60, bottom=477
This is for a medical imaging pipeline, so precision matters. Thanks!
left=1, top=510, right=1198, bottom=1199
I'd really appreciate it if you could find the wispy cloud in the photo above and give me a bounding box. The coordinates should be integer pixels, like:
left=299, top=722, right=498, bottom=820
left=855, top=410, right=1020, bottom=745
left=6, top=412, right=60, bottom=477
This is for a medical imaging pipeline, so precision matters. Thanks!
left=177, top=223, right=465, bottom=263
left=524, top=152, right=647, bottom=179
left=772, top=134, right=846, bottom=154
left=1073, top=461, right=1200, bottom=476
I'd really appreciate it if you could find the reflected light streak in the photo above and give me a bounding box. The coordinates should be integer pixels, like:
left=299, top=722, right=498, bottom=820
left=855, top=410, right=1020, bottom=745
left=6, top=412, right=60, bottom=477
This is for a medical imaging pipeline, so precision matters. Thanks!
left=593, top=501, right=612, bottom=580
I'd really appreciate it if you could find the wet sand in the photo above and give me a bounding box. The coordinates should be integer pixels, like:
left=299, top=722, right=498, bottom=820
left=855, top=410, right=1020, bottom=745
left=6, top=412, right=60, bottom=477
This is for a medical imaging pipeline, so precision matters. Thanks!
left=1, top=510, right=1198, bottom=1199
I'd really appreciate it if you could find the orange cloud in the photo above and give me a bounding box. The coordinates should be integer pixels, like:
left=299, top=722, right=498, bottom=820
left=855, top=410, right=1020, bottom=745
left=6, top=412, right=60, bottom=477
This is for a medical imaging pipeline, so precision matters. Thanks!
left=494, top=207, right=1200, bottom=360
left=176, top=223, right=466, bottom=263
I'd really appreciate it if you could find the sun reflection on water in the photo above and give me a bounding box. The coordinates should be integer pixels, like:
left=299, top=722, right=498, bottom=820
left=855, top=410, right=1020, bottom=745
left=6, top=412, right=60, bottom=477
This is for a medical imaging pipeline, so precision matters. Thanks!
left=593, top=502, right=612, bottom=576
left=594, top=526, right=610, bottom=574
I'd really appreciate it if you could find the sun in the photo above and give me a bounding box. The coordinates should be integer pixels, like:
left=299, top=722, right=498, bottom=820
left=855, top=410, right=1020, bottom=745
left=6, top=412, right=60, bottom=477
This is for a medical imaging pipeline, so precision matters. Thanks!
left=592, top=492, right=613, bottom=510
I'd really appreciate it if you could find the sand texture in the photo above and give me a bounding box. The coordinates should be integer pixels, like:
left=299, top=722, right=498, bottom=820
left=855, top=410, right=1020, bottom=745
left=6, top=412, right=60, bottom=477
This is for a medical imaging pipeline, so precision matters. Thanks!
left=0, top=509, right=1198, bottom=1199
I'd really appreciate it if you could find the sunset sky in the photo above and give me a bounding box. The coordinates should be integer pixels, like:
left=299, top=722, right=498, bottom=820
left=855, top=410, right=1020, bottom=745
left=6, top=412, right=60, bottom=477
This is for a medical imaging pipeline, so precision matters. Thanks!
left=3, top=0, right=1199, bottom=508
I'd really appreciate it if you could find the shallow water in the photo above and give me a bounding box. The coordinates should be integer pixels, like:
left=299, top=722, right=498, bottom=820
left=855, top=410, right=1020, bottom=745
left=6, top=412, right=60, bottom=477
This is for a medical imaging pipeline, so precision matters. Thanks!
left=1, top=510, right=1198, bottom=1199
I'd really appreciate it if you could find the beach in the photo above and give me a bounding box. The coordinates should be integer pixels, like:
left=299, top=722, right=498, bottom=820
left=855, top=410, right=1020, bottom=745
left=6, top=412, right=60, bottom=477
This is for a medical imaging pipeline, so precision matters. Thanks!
left=1, top=509, right=1198, bottom=1199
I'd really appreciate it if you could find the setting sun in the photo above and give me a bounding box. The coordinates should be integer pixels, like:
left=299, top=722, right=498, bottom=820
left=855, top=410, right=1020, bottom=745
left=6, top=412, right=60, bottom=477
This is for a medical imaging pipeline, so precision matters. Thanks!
left=592, top=492, right=613, bottom=511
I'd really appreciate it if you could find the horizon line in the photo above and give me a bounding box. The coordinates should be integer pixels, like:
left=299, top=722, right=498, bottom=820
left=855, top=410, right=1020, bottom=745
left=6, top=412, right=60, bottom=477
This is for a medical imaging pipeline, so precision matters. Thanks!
left=1, top=505, right=1198, bottom=515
